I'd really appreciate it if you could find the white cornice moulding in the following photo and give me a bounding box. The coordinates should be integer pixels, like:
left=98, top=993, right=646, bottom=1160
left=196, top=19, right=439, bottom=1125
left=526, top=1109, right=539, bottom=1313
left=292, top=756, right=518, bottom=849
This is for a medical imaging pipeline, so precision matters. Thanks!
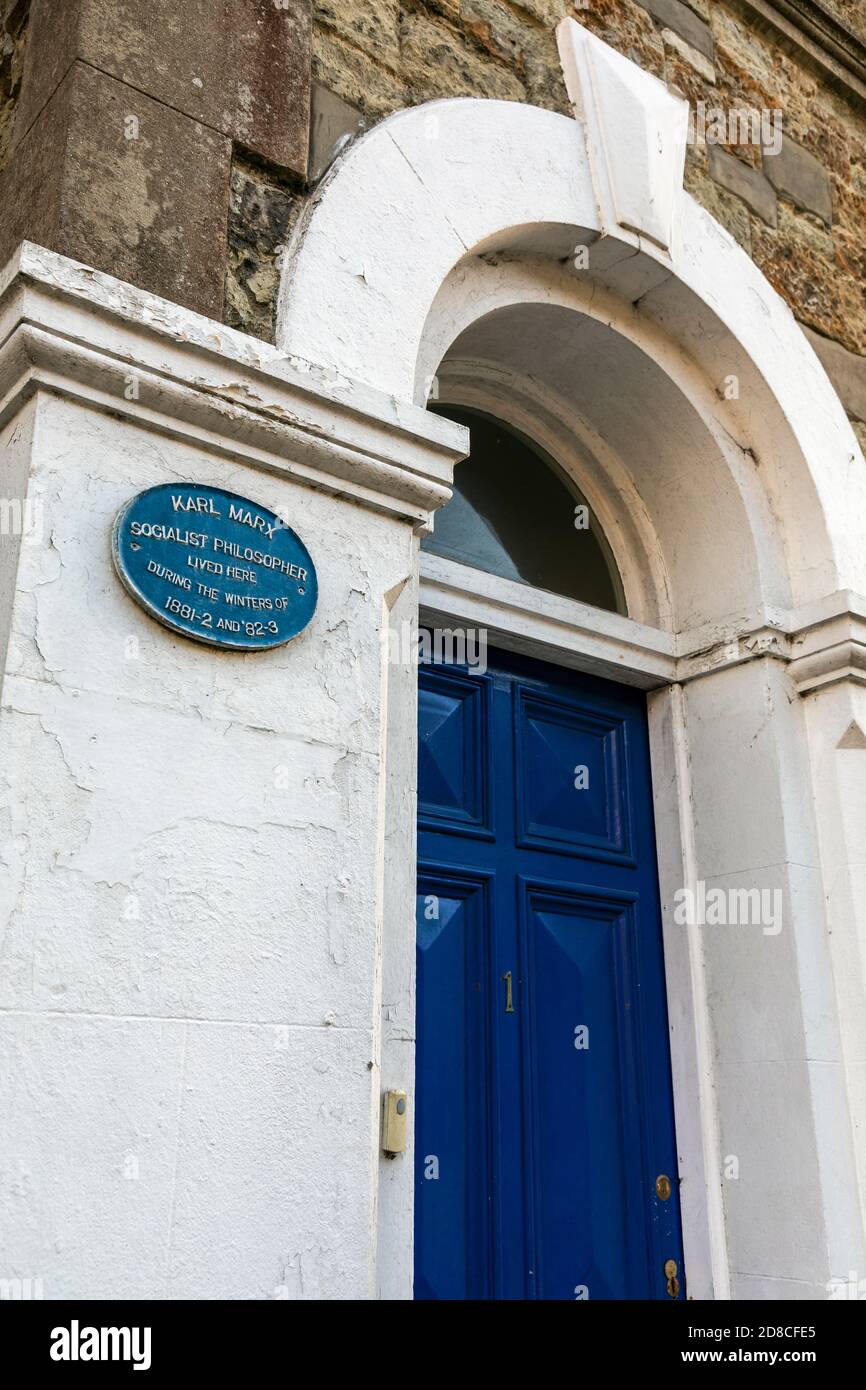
left=0, top=242, right=468, bottom=529
left=786, top=592, right=866, bottom=692
left=556, top=18, right=689, bottom=254
left=419, top=551, right=676, bottom=690
left=420, top=554, right=866, bottom=693
left=735, top=0, right=866, bottom=103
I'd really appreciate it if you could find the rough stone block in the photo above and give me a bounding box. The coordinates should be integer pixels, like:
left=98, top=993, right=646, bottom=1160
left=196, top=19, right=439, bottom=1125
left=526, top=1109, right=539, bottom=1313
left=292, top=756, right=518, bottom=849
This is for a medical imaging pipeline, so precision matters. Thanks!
left=509, top=0, right=569, bottom=23
left=0, top=36, right=64, bottom=259
left=399, top=9, right=526, bottom=102
left=14, top=0, right=310, bottom=174
left=708, top=144, right=777, bottom=225
left=314, top=0, right=400, bottom=72
left=312, top=22, right=407, bottom=121
left=763, top=136, right=833, bottom=225
left=0, top=61, right=231, bottom=318
left=635, top=0, right=713, bottom=60
left=684, top=148, right=751, bottom=253
left=225, top=155, right=299, bottom=342
left=578, top=0, right=667, bottom=82
left=660, top=25, right=715, bottom=82
left=803, top=325, right=866, bottom=424
left=0, top=0, right=30, bottom=174
left=308, top=82, right=366, bottom=184
left=752, top=204, right=863, bottom=355
left=462, top=0, right=529, bottom=73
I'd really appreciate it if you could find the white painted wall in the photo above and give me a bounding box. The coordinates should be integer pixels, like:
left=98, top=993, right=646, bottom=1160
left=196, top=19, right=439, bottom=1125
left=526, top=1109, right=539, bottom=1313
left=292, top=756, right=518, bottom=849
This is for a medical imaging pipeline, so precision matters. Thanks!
left=0, top=248, right=465, bottom=1299
left=0, top=391, right=391, bottom=1296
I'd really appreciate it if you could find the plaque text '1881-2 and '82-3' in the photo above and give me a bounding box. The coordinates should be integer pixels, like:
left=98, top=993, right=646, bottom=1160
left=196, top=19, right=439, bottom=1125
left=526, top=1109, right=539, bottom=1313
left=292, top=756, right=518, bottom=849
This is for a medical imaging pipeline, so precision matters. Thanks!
left=112, top=484, right=318, bottom=651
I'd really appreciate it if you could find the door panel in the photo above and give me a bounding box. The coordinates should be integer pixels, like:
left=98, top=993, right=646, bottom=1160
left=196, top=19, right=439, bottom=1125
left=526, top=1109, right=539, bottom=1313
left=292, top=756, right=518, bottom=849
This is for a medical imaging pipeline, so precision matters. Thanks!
left=521, top=882, right=642, bottom=1299
left=415, top=643, right=684, bottom=1300
left=417, top=667, right=492, bottom=837
left=515, top=686, right=632, bottom=861
left=414, top=869, right=494, bottom=1301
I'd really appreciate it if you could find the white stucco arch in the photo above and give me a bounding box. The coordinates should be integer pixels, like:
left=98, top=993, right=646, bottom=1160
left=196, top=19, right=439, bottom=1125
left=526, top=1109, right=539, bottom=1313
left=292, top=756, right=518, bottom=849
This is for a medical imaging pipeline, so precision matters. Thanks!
left=277, top=25, right=866, bottom=630
left=420, top=273, right=785, bottom=632
left=276, top=20, right=866, bottom=1302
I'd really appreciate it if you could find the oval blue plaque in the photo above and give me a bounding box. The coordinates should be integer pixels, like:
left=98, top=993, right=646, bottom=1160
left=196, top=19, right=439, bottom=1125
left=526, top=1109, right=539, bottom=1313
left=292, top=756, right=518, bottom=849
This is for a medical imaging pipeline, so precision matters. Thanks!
left=112, top=483, right=317, bottom=650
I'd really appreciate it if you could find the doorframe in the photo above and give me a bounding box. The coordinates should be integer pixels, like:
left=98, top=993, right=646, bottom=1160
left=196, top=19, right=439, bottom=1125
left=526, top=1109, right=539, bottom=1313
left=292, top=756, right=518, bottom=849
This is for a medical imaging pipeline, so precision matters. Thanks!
left=419, top=550, right=728, bottom=1301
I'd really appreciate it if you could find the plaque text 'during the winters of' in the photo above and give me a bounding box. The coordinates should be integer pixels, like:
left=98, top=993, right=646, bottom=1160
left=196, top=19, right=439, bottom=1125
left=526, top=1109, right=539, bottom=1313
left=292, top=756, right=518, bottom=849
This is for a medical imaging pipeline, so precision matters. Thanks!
left=112, top=484, right=318, bottom=651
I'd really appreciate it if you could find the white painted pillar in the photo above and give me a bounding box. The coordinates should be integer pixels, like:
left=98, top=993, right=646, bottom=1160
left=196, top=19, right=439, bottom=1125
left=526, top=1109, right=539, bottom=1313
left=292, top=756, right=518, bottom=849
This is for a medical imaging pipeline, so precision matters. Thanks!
left=675, top=656, right=866, bottom=1298
left=0, top=245, right=466, bottom=1299
left=801, top=678, right=866, bottom=1289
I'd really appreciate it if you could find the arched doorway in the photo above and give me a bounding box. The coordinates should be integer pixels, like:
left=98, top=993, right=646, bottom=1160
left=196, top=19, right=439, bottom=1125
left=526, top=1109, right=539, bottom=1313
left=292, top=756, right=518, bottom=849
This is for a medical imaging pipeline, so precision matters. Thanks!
left=277, top=21, right=866, bottom=1300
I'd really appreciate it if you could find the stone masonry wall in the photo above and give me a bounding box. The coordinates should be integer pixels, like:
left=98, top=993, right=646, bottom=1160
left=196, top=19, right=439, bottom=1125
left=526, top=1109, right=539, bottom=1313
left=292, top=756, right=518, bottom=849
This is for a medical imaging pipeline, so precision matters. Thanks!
left=0, top=0, right=29, bottom=174
left=2, top=3, right=864, bottom=442
left=819, top=1, right=866, bottom=33
left=301, top=1, right=866, bottom=447
left=0, top=0, right=310, bottom=326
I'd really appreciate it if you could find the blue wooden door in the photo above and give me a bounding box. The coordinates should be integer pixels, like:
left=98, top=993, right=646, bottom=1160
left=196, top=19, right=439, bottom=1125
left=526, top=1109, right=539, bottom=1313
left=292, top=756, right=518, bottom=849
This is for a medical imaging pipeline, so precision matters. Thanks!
left=414, top=643, right=685, bottom=1300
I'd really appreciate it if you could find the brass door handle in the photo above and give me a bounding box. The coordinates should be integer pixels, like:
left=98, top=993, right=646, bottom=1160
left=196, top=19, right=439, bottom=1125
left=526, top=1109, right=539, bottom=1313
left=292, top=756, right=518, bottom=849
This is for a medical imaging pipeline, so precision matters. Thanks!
left=502, top=971, right=514, bottom=1013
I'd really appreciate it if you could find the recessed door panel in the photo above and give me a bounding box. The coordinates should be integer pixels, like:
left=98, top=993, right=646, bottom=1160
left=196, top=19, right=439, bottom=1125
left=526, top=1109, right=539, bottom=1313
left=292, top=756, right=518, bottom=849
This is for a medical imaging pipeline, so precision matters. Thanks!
left=415, top=870, right=493, bottom=1300
left=521, top=882, right=645, bottom=1300
left=417, top=668, right=491, bottom=836
left=516, top=686, right=632, bottom=862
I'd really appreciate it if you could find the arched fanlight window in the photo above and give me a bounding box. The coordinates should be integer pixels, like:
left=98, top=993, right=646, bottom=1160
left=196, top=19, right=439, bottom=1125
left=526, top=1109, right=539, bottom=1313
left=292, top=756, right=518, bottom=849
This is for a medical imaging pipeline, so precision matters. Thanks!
left=423, top=405, right=626, bottom=615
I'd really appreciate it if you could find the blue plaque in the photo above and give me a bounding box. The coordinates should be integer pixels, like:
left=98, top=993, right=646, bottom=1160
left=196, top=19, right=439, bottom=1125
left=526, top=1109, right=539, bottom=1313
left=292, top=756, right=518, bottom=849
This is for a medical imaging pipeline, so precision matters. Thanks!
left=112, top=483, right=318, bottom=650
